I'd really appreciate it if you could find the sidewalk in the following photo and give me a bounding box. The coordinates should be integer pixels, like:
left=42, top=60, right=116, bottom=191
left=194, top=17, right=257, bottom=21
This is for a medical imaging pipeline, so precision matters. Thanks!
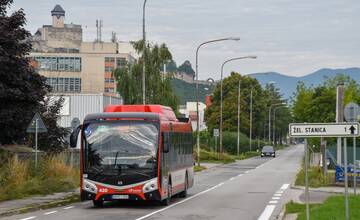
left=0, top=189, right=79, bottom=217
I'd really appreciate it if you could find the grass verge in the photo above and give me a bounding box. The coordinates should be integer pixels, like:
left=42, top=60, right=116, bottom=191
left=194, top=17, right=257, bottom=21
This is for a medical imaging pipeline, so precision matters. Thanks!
left=0, top=154, right=79, bottom=202
left=286, top=195, right=360, bottom=220
left=295, top=166, right=335, bottom=187
left=194, top=165, right=207, bottom=172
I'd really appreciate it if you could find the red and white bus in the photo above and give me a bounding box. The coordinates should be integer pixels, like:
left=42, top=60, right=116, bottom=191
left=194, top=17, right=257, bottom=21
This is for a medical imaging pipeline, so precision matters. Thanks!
left=70, top=105, right=194, bottom=207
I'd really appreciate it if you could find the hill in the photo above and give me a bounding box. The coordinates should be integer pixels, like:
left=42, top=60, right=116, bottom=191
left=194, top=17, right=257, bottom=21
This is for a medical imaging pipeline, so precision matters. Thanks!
left=250, top=68, right=360, bottom=99
left=171, top=78, right=215, bottom=104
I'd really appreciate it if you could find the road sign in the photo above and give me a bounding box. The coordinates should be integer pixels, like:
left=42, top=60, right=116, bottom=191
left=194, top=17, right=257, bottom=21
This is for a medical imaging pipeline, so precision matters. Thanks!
left=26, top=113, right=47, bottom=133
left=71, top=117, right=80, bottom=129
left=344, top=102, right=360, bottom=122
left=289, top=122, right=360, bottom=137
left=213, top=128, right=219, bottom=137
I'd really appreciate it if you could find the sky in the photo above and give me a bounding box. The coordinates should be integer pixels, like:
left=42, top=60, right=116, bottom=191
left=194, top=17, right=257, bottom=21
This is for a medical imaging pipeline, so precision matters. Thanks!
left=11, top=0, right=360, bottom=80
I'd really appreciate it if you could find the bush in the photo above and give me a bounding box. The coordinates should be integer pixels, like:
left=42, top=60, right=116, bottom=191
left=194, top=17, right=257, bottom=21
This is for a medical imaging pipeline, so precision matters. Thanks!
left=295, top=166, right=335, bottom=187
left=0, top=155, right=79, bottom=201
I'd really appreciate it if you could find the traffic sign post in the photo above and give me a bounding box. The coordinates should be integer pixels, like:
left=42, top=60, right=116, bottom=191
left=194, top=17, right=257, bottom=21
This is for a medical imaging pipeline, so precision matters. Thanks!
left=213, top=129, right=219, bottom=157
left=26, top=113, right=47, bottom=169
left=344, top=102, right=360, bottom=196
left=289, top=122, right=360, bottom=220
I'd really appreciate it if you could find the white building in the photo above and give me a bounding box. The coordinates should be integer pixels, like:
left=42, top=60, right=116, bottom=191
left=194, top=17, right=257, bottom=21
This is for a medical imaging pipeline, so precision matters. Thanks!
left=179, top=102, right=207, bottom=131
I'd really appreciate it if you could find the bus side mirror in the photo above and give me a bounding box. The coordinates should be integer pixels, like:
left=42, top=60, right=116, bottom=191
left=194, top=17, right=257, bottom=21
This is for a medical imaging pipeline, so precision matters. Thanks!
left=70, top=125, right=81, bottom=148
left=163, top=133, right=170, bottom=153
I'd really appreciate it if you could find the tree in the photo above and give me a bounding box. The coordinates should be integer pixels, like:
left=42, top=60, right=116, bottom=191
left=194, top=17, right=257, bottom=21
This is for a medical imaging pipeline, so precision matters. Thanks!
left=113, top=40, right=179, bottom=112
left=177, top=60, right=195, bottom=77
left=0, top=0, right=68, bottom=152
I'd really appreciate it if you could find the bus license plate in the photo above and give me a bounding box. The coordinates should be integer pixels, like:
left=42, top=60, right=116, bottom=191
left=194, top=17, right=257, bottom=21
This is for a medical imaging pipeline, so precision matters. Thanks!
left=112, top=195, right=129, bottom=200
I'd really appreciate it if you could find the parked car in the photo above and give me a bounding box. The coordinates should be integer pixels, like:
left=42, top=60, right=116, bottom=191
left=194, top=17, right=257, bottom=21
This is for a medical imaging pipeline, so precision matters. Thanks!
left=261, top=146, right=275, bottom=158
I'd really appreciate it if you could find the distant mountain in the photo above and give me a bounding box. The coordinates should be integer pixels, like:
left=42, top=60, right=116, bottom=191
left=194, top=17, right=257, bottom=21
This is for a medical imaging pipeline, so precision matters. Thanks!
left=171, top=78, right=214, bottom=105
left=249, top=68, right=360, bottom=99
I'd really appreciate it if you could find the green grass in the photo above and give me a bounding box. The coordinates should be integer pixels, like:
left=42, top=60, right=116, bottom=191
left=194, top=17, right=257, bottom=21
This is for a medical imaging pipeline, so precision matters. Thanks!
left=0, top=155, right=79, bottom=202
left=295, top=166, right=335, bottom=187
left=231, top=151, right=260, bottom=160
left=197, top=149, right=236, bottom=164
left=286, top=195, right=360, bottom=220
left=194, top=165, right=207, bottom=172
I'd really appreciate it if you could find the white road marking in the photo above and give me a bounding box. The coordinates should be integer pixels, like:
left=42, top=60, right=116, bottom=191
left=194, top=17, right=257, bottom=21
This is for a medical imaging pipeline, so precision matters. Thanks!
left=44, top=211, right=58, bottom=215
left=134, top=182, right=225, bottom=220
left=271, top=197, right=280, bottom=200
left=238, top=174, right=243, bottom=177
left=19, top=217, right=36, bottom=220
left=257, top=205, right=276, bottom=220
left=280, top=184, right=289, bottom=190
left=63, top=206, right=75, bottom=210
left=245, top=170, right=250, bottom=174
left=274, top=193, right=282, bottom=197
left=229, top=177, right=235, bottom=181
left=256, top=164, right=265, bottom=169
left=276, top=190, right=284, bottom=194
left=269, top=200, right=278, bottom=204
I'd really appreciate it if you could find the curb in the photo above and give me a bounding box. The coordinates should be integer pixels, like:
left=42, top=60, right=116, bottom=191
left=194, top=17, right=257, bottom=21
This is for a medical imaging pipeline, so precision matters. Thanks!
left=0, top=194, right=80, bottom=218
left=277, top=206, right=286, bottom=220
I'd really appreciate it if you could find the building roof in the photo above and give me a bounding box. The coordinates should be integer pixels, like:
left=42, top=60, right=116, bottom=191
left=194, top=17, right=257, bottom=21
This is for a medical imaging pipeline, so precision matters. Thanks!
left=51, top=5, right=65, bottom=16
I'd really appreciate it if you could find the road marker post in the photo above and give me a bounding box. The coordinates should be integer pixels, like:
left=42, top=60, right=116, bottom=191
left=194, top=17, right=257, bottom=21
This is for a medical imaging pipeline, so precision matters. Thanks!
left=289, top=122, right=360, bottom=220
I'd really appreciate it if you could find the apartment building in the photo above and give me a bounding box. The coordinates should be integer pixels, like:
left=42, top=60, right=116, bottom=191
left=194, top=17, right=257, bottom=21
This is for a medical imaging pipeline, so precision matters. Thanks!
left=29, top=5, right=136, bottom=97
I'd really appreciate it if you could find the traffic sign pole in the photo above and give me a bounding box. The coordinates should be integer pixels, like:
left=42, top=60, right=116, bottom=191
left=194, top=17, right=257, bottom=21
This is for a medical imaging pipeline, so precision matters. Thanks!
left=35, top=119, right=38, bottom=169
left=305, top=138, right=310, bottom=220
left=354, top=136, right=357, bottom=195
left=344, top=138, right=349, bottom=220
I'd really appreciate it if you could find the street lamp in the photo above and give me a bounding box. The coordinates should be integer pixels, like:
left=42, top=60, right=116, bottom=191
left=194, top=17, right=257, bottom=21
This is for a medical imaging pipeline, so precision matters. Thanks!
left=273, top=105, right=288, bottom=146
left=268, top=102, right=286, bottom=143
left=195, top=37, right=240, bottom=166
left=142, top=0, right=148, bottom=104
left=220, top=56, right=257, bottom=155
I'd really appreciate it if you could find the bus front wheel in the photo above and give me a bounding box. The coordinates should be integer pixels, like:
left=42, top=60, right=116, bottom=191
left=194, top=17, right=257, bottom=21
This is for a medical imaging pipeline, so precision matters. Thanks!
left=161, top=183, right=172, bottom=206
left=179, top=175, right=188, bottom=198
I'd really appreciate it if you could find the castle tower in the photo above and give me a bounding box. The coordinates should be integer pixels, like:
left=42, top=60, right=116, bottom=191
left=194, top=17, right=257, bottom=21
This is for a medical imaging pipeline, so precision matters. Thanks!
left=51, top=5, right=65, bottom=28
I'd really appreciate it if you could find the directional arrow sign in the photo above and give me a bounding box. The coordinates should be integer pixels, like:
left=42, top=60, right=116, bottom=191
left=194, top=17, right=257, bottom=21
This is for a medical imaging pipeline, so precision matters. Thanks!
left=289, top=122, right=360, bottom=137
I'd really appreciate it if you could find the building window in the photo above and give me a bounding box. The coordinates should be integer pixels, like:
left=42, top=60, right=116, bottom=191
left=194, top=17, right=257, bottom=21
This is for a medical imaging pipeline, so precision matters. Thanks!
left=46, top=77, right=81, bottom=93
left=105, top=78, right=115, bottom=83
left=116, top=58, right=126, bottom=68
left=32, top=56, right=81, bottom=72
left=105, top=66, right=114, bottom=72
left=105, top=57, right=115, bottom=63
left=104, top=88, right=115, bottom=93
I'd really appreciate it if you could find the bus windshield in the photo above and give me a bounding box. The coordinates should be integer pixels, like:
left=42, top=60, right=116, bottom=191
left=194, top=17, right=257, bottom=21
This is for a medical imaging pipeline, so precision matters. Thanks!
left=83, top=121, right=159, bottom=184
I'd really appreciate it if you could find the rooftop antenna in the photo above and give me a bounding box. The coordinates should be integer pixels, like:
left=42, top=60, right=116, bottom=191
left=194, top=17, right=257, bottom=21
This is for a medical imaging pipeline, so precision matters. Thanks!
left=95, top=19, right=103, bottom=42
left=111, top=32, right=117, bottom=43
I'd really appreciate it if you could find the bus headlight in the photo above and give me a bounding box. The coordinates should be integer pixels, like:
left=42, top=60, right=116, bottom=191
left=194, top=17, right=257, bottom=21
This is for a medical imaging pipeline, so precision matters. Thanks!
left=143, top=178, right=158, bottom=193
left=83, top=179, right=98, bottom=194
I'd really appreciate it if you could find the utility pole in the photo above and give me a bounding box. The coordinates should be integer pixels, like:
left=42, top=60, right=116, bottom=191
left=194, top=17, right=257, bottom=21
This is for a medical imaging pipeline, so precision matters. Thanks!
left=237, top=80, right=241, bottom=156
left=336, top=83, right=344, bottom=165
left=142, top=0, right=147, bottom=104
left=249, top=88, right=253, bottom=151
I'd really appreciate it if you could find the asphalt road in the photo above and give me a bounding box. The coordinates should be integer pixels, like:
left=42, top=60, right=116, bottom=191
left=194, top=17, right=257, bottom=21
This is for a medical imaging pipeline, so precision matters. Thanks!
left=5, top=144, right=303, bottom=220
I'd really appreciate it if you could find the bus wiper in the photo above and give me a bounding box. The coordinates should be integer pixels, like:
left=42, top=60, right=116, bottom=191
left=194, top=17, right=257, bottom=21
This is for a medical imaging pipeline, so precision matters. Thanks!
left=114, top=151, right=119, bottom=167
left=124, top=170, right=151, bottom=177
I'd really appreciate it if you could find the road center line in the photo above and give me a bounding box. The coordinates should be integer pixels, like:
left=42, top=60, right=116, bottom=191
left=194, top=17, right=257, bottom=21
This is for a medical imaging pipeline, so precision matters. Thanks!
left=44, top=211, right=58, bottom=215
left=134, top=182, right=225, bottom=220
left=238, top=174, right=243, bottom=177
left=257, top=205, right=276, bottom=220
left=229, top=177, right=235, bottom=181
left=245, top=170, right=250, bottom=174
left=19, top=216, right=36, bottom=220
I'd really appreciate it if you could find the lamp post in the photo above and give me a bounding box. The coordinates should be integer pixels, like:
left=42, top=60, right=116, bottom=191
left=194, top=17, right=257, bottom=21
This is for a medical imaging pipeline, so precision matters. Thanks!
left=195, top=37, right=240, bottom=166
left=268, top=102, right=286, bottom=143
left=220, top=56, right=257, bottom=155
left=273, top=105, right=287, bottom=146
left=142, top=0, right=147, bottom=104
left=237, top=79, right=241, bottom=156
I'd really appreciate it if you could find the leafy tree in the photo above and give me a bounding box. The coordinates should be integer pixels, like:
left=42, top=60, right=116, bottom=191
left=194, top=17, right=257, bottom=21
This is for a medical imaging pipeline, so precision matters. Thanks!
left=0, top=0, right=68, bottom=152
left=177, top=60, right=195, bottom=76
left=113, top=40, right=179, bottom=112
left=205, top=72, right=291, bottom=142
